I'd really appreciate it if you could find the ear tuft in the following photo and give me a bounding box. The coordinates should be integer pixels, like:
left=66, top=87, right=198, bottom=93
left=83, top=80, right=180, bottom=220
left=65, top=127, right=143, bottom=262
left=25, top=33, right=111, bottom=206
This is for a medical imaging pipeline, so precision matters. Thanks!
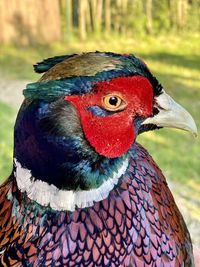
left=33, top=54, right=77, bottom=73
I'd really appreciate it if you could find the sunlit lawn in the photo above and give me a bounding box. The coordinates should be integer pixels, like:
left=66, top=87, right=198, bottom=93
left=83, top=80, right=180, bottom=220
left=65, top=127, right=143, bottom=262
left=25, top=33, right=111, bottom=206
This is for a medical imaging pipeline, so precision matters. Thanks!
left=0, top=34, right=199, bottom=189
left=0, top=101, right=15, bottom=181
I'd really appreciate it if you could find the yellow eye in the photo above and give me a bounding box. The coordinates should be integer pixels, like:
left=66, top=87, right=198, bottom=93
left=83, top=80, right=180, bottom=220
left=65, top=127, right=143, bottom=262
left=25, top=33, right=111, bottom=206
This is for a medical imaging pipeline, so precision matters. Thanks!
left=103, top=94, right=126, bottom=111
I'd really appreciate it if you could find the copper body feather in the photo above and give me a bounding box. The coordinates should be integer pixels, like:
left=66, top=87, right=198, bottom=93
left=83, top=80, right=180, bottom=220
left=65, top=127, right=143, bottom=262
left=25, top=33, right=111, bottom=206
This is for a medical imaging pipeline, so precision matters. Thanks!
left=0, top=144, right=193, bottom=267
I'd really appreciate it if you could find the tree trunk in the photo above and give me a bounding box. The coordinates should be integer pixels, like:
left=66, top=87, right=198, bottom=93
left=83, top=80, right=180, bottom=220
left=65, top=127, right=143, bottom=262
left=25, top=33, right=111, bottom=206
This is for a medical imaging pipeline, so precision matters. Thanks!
left=105, top=0, right=111, bottom=34
left=146, top=0, right=153, bottom=35
left=0, top=0, right=62, bottom=45
left=96, top=0, right=103, bottom=34
left=90, top=0, right=97, bottom=32
left=177, top=0, right=183, bottom=29
left=177, top=0, right=188, bottom=30
left=181, top=0, right=188, bottom=29
left=121, top=0, right=128, bottom=35
left=90, top=0, right=103, bottom=34
left=86, top=0, right=92, bottom=33
left=169, top=0, right=176, bottom=29
left=78, top=0, right=87, bottom=40
left=66, top=0, right=72, bottom=40
left=113, top=0, right=121, bottom=33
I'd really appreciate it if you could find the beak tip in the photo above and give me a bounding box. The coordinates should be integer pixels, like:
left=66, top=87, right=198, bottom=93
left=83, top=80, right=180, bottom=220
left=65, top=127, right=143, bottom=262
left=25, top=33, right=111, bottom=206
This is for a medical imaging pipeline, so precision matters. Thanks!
left=192, top=129, right=198, bottom=138
left=190, top=121, right=198, bottom=138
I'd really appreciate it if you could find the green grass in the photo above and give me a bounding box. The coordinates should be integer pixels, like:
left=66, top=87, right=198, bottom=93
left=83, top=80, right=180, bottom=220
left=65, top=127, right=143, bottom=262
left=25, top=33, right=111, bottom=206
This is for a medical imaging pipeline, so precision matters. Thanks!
left=0, top=102, right=16, bottom=182
left=0, top=34, right=199, bottom=188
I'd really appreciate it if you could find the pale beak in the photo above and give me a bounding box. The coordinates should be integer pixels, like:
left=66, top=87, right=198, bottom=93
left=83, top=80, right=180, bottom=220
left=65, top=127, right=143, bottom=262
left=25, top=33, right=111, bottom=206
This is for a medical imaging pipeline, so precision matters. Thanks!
left=142, top=90, right=198, bottom=137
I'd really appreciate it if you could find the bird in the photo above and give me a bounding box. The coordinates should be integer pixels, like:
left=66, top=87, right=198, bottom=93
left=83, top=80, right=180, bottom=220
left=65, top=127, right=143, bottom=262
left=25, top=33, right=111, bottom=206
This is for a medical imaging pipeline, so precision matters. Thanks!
left=0, top=52, right=197, bottom=267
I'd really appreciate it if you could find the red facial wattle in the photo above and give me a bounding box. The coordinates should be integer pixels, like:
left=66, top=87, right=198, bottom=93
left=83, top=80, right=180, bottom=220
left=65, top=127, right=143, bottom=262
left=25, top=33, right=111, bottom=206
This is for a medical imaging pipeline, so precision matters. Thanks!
left=64, top=76, right=153, bottom=158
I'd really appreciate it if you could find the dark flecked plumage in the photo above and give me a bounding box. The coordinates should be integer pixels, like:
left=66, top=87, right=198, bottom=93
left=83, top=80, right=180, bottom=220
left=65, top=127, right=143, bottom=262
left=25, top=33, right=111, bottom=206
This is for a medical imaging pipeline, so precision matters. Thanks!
left=0, top=144, right=193, bottom=266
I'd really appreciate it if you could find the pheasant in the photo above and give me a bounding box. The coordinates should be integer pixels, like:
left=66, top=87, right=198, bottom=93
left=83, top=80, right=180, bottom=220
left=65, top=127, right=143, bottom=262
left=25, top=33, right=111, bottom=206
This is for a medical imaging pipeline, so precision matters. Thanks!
left=0, top=52, right=197, bottom=267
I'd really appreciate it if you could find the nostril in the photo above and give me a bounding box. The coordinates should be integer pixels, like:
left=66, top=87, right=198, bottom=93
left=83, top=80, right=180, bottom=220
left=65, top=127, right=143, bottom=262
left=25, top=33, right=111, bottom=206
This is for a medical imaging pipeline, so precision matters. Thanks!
left=153, top=107, right=159, bottom=115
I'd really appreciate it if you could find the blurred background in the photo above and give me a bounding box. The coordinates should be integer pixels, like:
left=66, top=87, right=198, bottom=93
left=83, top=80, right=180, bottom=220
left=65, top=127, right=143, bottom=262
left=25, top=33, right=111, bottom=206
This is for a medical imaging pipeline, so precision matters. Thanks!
left=0, top=0, right=200, bottom=246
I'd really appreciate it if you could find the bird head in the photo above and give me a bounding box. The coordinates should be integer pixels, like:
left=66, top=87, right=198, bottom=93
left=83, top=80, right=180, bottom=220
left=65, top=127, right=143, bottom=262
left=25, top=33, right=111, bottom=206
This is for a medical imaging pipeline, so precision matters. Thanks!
left=13, top=52, right=197, bottom=210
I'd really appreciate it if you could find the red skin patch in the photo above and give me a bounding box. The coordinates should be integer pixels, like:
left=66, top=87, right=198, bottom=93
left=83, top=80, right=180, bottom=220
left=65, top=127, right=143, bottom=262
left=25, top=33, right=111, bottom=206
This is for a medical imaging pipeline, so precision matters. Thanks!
left=64, top=76, right=153, bottom=158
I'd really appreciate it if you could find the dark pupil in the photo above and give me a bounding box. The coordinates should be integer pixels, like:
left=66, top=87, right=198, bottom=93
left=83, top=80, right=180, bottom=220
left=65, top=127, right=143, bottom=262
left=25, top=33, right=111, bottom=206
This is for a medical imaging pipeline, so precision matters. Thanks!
left=109, top=96, right=118, bottom=106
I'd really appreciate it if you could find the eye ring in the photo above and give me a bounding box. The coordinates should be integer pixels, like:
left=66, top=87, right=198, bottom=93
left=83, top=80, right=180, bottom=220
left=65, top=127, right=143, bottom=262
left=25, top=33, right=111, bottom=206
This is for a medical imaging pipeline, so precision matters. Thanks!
left=102, top=94, right=127, bottom=111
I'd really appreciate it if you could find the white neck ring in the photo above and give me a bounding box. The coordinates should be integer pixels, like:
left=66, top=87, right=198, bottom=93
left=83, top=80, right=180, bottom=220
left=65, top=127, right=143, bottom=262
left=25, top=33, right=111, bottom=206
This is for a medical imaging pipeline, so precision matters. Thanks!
left=14, top=158, right=129, bottom=211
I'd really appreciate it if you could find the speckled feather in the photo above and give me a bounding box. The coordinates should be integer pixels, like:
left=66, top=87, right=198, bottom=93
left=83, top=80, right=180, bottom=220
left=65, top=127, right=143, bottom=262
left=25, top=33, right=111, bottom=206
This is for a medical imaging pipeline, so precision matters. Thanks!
left=0, top=143, right=192, bottom=267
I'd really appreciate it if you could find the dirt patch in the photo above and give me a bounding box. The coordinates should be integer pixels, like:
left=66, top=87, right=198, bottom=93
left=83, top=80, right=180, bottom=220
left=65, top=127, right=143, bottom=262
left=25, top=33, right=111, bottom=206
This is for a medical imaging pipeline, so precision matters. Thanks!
left=0, top=78, right=29, bottom=108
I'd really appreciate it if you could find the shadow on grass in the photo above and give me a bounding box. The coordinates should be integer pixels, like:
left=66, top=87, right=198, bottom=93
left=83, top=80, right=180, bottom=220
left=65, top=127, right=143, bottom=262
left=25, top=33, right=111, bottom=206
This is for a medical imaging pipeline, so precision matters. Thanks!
left=140, top=52, right=200, bottom=71
left=151, top=72, right=200, bottom=98
left=1, top=37, right=200, bottom=80
left=0, top=44, right=54, bottom=80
